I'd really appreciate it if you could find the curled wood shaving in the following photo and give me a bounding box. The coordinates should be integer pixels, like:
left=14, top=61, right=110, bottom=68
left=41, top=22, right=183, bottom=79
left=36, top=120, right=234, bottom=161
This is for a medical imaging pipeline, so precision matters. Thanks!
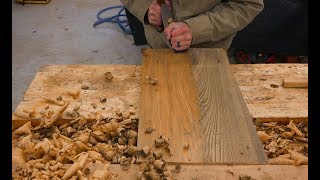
left=13, top=122, right=32, bottom=135
left=67, top=90, right=80, bottom=99
left=14, top=111, right=31, bottom=119
left=145, top=127, right=156, bottom=133
left=62, top=153, right=88, bottom=179
left=287, top=120, right=304, bottom=137
left=104, top=72, right=113, bottom=82
left=257, top=131, right=270, bottom=142
left=42, top=101, right=69, bottom=128
left=41, top=96, right=66, bottom=106
left=294, top=136, right=308, bottom=143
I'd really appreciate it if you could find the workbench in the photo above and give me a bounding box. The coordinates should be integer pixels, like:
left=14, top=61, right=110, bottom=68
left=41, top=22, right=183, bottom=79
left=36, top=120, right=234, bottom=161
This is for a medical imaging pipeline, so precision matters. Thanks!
left=12, top=64, right=308, bottom=127
left=12, top=54, right=308, bottom=179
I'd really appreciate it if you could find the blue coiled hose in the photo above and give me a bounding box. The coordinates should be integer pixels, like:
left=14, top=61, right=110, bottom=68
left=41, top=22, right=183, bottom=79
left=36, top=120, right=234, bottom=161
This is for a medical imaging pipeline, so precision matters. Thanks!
left=93, top=5, right=132, bottom=35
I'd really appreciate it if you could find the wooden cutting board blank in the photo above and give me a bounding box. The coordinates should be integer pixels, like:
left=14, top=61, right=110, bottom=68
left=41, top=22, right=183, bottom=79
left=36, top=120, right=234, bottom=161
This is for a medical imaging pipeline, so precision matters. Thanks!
left=138, top=48, right=267, bottom=164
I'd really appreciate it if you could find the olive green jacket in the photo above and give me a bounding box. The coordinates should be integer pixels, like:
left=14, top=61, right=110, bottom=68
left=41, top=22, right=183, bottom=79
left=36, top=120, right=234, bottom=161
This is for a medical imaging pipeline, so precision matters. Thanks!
left=120, top=0, right=264, bottom=50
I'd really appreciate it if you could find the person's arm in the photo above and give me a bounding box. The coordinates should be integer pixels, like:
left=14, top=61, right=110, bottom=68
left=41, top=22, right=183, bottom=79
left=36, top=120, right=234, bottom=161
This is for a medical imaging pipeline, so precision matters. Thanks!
left=183, top=0, right=264, bottom=45
left=120, top=0, right=153, bottom=24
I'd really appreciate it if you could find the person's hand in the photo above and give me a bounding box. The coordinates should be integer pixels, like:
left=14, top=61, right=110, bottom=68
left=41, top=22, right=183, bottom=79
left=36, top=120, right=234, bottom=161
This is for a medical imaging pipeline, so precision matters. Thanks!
left=163, top=22, right=192, bottom=51
left=148, top=0, right=172, bottom=27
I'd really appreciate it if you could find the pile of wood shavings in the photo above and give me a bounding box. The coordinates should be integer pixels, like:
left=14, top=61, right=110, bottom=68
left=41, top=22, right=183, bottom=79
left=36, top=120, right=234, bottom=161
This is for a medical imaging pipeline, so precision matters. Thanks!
left=12, top=110, right=175, bottom=179
left=12, top=108, right=142, bottom=179
left=255, top=120, right=308, bottom=165
left=137, top=136, right=175, bottom=180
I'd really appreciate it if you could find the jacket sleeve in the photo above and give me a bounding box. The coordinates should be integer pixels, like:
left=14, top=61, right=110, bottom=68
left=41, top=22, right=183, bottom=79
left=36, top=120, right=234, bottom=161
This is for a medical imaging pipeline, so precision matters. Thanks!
left=120, top=0, right=152, bottom=24
left=183, top=0, right=264, bottom=45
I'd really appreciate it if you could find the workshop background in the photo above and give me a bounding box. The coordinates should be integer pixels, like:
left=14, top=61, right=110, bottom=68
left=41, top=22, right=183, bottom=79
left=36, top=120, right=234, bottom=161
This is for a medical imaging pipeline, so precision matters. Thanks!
left=12, top=0, right=307, bottom=112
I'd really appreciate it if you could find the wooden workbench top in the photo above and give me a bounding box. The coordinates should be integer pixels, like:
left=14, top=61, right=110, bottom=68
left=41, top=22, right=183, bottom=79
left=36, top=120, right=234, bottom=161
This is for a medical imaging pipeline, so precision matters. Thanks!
left=11, top=60, right=308, bottom=179
left=12, top=63, right=308, bottom=128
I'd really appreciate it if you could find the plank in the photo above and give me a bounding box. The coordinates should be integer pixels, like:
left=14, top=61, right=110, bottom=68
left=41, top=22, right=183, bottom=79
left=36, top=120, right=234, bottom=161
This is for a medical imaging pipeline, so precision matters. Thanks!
left=190, top=48, right=267, bottom=164
left=138, top=49, right=266, bottom=164
left=231, top=64, right=308, bottom=122
left=12, top=63, right=308, bottom=128
left=138, top=49, right=203, bottom=164
left=12, top=162, right=308, bottom=180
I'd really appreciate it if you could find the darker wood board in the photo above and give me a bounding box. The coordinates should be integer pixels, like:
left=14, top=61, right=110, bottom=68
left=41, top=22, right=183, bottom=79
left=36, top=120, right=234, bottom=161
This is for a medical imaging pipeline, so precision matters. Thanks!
left=138, top=48, right=267, bottom=164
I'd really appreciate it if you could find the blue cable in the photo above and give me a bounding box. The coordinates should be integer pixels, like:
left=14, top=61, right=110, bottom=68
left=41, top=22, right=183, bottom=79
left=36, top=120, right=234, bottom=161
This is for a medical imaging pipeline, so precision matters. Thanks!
left=93, top=5, right=132, bottom=35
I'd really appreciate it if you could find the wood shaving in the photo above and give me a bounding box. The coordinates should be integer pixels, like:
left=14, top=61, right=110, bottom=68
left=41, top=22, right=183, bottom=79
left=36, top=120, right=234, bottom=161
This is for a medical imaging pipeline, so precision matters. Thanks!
left=104, top=72, right=113, bottom=81
left=239, top=174, right=256, bottom=180
left=145, top=127, right=156, bottom=133
left=99, top=97, right=107, bottom=103
left=225, top=169, right=234, bottom=176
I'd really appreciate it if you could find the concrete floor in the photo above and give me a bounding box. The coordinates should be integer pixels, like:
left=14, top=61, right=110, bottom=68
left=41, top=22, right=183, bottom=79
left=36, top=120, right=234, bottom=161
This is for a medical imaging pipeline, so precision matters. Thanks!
left=12, top=0, right=148, bottom=112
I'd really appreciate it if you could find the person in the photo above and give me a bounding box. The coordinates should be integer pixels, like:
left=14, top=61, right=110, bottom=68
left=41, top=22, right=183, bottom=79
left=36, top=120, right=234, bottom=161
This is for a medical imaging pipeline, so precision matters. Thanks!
left=120, top=0, right=264, bottom=52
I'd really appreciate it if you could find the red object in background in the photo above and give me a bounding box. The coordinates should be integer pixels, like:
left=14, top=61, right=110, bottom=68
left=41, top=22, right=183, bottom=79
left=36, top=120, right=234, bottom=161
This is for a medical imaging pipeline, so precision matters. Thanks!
left=266, top=54, right=276, bottom=63
left=236, top=50, right=252, bottom=64
left=287, top=56, right=300, bottom=63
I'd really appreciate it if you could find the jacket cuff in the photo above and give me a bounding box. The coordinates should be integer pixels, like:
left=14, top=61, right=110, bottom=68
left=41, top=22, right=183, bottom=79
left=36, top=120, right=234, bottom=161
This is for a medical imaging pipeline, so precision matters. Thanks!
left=184, top=15, right=211, bottom=45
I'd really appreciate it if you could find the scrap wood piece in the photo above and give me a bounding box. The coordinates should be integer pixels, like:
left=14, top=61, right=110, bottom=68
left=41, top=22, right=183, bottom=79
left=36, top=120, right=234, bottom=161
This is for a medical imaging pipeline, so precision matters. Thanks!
left=138, top=49, right=266, bottom=164
left=282, top=78, right=308, bottom=88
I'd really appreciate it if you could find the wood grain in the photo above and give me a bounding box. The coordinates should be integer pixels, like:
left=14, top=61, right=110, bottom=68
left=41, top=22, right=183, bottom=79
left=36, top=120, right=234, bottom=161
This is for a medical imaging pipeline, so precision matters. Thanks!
left=138, top=49, right=203, bottom=163
left=138, top=49, right=266, bottom=164
left=190, top=48, right=266, bottom=164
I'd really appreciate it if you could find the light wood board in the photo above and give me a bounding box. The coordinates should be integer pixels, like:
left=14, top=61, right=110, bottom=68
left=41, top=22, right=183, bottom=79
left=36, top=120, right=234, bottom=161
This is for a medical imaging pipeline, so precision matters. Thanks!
left=138, top=49, right=266, bottom=164
left=138, top=49, right=202, bottom=164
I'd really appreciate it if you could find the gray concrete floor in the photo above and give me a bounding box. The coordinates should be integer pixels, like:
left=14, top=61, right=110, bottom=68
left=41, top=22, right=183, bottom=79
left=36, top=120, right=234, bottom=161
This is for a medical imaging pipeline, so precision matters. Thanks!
left=12, top=0, right=148, bottom=112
